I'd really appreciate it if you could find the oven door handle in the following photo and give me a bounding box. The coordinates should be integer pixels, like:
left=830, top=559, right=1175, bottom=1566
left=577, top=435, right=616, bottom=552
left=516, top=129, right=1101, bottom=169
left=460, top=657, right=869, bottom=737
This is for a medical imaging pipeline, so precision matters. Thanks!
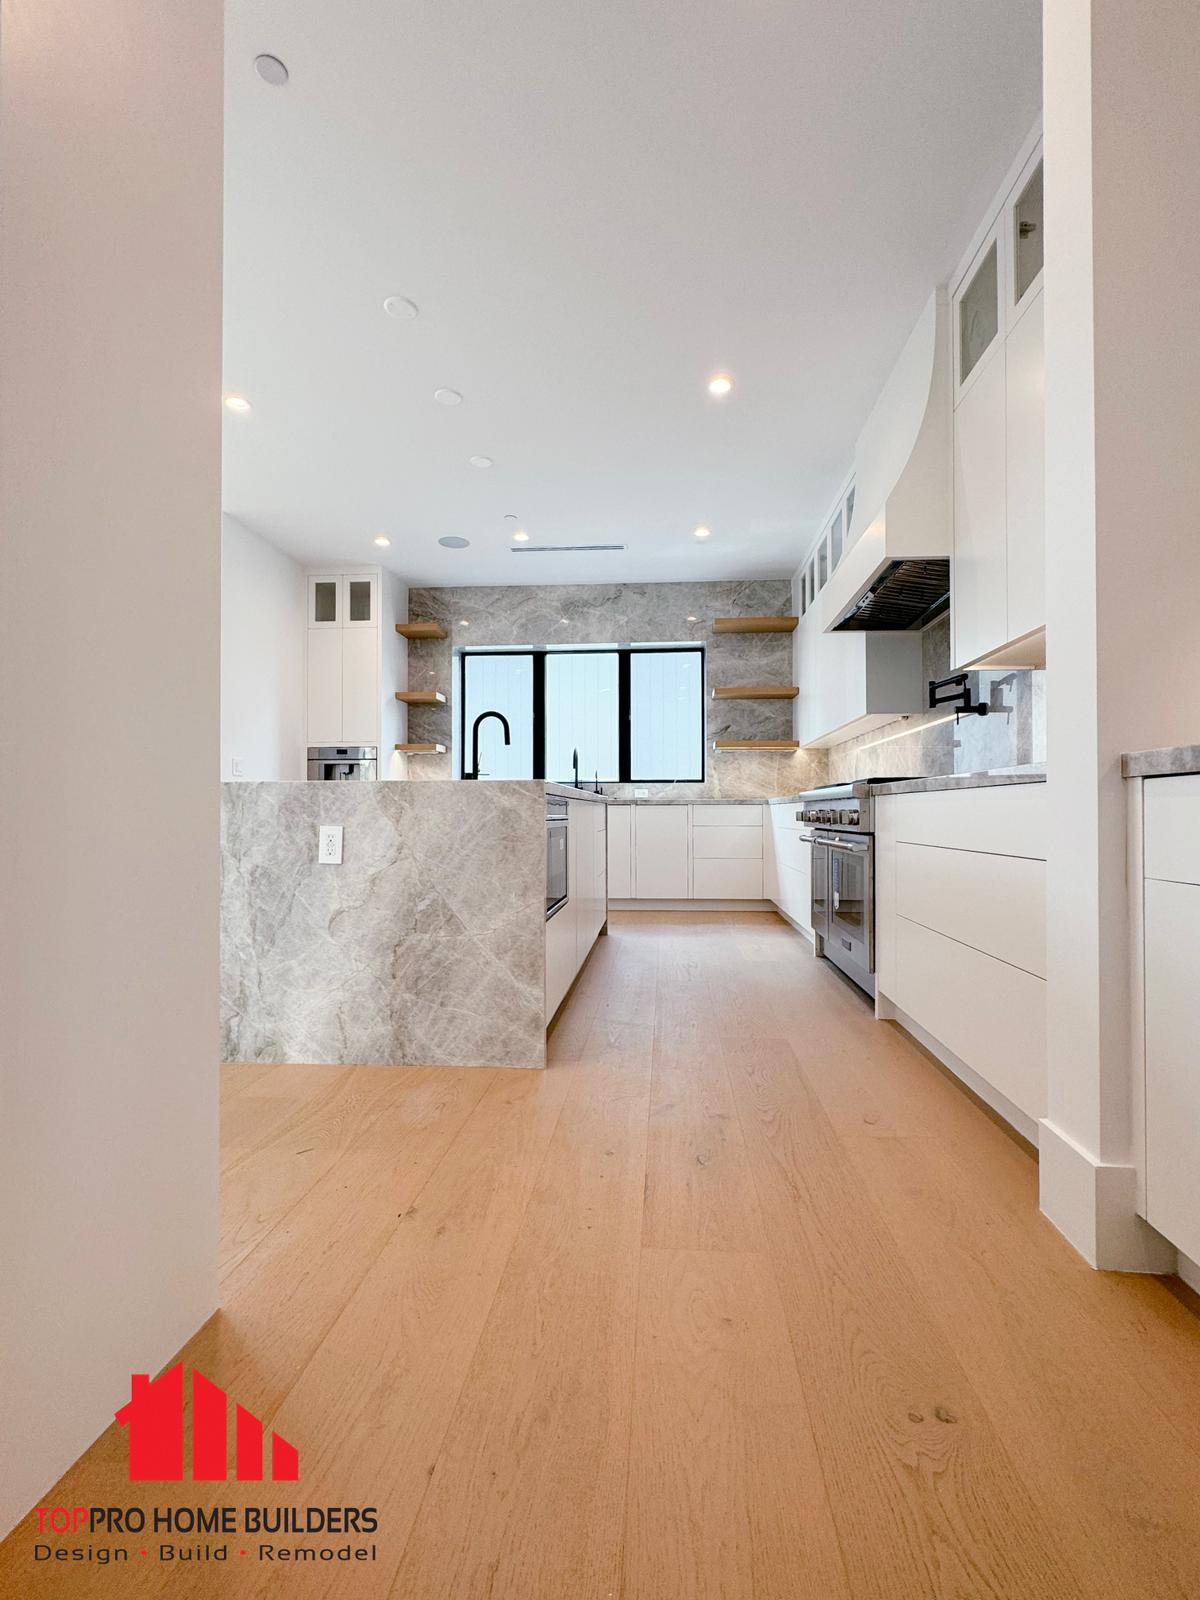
left=828, top=838, right=870, bottom=854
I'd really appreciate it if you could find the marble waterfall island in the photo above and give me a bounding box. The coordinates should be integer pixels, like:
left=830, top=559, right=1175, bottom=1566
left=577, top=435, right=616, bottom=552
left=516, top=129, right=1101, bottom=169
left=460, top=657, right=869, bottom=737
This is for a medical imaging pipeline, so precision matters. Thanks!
left=221, top=780, right=549, bottom=1069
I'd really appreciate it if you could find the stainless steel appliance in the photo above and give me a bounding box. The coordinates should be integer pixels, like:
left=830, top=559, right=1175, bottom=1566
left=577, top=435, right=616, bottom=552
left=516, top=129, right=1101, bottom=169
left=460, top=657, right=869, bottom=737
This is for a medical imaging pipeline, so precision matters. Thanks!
left=307, top=745, right=378, bottom=781
left=546, top=797, right=568, bottom=919
left=795, top=781, right=881, bottom=996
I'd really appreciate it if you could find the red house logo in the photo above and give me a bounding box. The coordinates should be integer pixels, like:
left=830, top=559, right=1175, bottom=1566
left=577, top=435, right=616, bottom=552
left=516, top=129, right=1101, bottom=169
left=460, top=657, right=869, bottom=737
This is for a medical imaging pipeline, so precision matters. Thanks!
left=115, top=1364, right=298, bottom=1482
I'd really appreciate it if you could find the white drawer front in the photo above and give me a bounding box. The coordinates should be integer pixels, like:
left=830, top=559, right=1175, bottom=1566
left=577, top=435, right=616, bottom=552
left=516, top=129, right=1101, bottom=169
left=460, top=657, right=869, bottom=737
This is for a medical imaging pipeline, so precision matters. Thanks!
left=1144, top=774, right=1200, bottom=886
left=693, top=804, right=762, bottom=828
left=895, top=843, right=1046, bottom=977
left=878, top=783, right=1046, bottom=859
left=1144, top=877, right=1200, bottom=1260
left=775, top=859, right=812, bottom=931
left=693, top=857, right=763, bottom=899
left=774, top=829, right=811, bottom=874
left=891, top=917, right=1046, bottom=1119
left=691, top=825, right=763, bottom=860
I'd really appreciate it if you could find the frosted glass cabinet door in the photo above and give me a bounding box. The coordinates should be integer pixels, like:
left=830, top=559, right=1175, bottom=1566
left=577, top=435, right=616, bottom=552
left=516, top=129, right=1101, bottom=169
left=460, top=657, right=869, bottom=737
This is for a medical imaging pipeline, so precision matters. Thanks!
left=308, top=574, right=340, bottom=627
left=342, top=574, right=378, bottom=628
left=957, top=237, right=1000, bottom=392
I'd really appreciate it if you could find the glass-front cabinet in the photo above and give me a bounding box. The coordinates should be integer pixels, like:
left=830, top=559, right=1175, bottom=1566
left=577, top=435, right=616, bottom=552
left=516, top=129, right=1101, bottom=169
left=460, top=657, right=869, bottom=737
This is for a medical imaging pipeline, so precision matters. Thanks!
left=1011, top=156, right=1044, bottom=310
left=957, top=236, right=1000, bottom=391
left=307, top=573, right=378, bottom=629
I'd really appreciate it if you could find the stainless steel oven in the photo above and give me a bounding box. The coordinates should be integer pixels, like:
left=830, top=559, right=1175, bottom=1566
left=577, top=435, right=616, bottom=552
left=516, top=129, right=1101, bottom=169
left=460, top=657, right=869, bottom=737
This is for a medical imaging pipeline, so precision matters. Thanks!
left=811, top=830, right=874, bottom=995
left=546, top=798, right=568, bottom=919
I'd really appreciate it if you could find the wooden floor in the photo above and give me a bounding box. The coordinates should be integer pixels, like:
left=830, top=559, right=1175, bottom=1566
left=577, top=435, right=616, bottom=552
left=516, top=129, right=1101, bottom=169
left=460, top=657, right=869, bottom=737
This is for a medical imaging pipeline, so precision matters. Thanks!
left=7, top=911, right=1200, bottom=1598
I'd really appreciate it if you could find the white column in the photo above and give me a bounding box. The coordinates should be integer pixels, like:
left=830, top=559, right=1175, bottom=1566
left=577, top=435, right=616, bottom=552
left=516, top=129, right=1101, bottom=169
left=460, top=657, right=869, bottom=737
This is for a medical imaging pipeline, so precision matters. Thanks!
left=1041, top=0, right=1200, bottom=1266
left=0, top=0, right=223, bottom=1531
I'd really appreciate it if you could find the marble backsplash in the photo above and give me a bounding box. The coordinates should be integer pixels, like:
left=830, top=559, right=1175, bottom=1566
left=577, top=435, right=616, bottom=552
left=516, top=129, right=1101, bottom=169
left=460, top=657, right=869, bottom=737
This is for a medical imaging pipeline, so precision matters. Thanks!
left=406, top=580, right=826, bottom=800
left=825, top=614, right=1046, bottom=783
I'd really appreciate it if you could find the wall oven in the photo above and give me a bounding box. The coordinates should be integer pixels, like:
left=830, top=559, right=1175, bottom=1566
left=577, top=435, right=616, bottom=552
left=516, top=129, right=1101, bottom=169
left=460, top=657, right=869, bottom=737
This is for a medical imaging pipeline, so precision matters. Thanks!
left=546, top=798, right=569, bottom=919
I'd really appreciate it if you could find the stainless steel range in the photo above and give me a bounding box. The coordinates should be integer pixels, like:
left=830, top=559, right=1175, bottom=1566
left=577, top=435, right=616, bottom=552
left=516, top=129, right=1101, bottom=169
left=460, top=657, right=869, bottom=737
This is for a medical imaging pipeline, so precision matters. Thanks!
left=794, top=781, right=883, bottom=997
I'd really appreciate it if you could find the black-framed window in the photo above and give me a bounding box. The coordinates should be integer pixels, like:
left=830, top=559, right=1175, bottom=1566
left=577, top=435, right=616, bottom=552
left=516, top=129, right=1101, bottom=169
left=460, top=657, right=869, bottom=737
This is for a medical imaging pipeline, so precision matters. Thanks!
left=459, top=645, right=705, bottom=784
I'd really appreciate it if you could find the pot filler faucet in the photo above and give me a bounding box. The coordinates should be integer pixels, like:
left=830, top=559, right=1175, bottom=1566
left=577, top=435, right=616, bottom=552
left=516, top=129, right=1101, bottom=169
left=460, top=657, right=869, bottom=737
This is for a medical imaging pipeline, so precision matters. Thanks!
left=465, top=710, right=511, bottom=779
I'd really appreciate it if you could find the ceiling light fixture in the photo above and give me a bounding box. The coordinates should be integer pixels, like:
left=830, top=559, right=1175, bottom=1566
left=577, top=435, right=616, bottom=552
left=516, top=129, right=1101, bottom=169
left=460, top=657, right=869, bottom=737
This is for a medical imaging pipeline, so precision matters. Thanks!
left=692, top=525, right=712, bottom=540
left=253, top=54, right=289, bottom=86
left=383, top=296, right=418, bottom=320
left=438, top=535, right=470, bottom=548
left=512, top=529, right=530, bottom=543
left=468, top=455, right=493, bottom=469
left=706, top=373, right=734, bottom=398
left=223, top=393, right=252, bottom=413
left=434, top=387, right=463, bottom=407
left=373, top=535, right=391, bottom=548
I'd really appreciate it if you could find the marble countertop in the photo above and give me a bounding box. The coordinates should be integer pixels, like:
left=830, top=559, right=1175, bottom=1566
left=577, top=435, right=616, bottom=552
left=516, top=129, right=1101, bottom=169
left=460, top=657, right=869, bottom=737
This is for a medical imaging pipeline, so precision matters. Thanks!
left=1121, top=746, right=1200, bottom=779
left=545, top=782, right=608, bottom=803
left=866, top=767, right=1046, bottom=796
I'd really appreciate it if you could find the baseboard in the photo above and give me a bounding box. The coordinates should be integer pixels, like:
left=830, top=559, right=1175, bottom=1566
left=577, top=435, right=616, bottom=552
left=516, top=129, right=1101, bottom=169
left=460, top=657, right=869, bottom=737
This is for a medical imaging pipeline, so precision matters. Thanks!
left=1038, top=1118, right=1176, bottom=1273
left=882, top=1000, right=1039, bottom=1147
left=608, top=899, right=776, bottom=913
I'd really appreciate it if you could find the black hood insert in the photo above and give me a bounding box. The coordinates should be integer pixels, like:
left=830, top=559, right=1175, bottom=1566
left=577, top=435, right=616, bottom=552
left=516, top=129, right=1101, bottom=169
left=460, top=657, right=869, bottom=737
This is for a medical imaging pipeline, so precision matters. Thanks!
left=830, top=557, right=950, bottom=632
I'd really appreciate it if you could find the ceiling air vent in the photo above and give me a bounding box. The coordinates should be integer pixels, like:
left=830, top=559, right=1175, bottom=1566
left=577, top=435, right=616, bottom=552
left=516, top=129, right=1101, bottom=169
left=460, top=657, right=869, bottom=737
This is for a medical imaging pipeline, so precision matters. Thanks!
left=511, top=544, right=626, bottom=553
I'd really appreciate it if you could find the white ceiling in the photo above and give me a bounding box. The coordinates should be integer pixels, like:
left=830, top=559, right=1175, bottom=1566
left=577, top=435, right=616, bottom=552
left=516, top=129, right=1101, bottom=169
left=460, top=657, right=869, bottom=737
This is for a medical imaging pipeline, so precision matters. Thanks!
left=223, top=0, right=1041, bottom=586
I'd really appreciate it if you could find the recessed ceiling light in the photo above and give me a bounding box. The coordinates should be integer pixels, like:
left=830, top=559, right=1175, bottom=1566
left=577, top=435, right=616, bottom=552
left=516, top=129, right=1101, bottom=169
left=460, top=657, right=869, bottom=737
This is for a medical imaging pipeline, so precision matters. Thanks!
left=434, top=387, right=463, bottom=407
left=706, top=373, right=734, bottom=398
left=223, top=393, right=252, bottom=413
left=693, top=525, right=712, bottom=540
left=383, top=296, right=418, bottom=320
left=253, top=54, right=289, bottom=87
left=373, top=535, right=391, bottom=548
left=438, top=535, right=470, bottom=548
left=512, top=529, right=530, bottom=543
left=468, top=455, right=494, bottom=469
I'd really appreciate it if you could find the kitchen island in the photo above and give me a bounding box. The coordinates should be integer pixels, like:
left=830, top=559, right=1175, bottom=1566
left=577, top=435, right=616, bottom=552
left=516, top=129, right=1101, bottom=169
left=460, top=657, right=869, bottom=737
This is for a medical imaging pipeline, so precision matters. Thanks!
left=222, top=780, right=604, bottom=1070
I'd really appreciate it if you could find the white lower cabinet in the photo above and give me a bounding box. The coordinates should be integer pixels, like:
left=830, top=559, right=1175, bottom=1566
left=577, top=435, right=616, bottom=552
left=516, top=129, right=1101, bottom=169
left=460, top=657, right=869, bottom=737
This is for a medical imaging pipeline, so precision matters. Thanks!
left=546, top=799, right=608, bottom=1023
left=607, top=804, right=766, bottom=902
left=632, top=806, right=690, bottom=898
left=607, top=804, right=632, bottom=898
left=1140, top=776, right=1200, bottom=1261
left=693, top=857, right=762, bottom=899
left=876, top=784, right=1047, bottom=1125
left=766, top=801, right=813, bottom=936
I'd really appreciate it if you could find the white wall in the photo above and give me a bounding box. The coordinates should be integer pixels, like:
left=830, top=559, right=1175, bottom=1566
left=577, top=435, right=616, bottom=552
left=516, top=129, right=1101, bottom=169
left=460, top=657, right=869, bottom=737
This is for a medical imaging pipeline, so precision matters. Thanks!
left=1041, top=0, right=1200, bottom=1267
left=221, top=514, right=306, bottom=780
left=0, top=0, right=222, bottom=1536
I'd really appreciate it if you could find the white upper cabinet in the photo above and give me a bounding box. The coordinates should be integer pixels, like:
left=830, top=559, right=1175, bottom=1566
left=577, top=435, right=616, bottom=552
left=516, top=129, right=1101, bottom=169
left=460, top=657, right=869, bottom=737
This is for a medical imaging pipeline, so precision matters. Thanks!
left=308, top=574, right=341, bottom=628
left=951, top=129, right=1046, bottom=670
left=306, top=568, right=386, bottom=747
left=342, top=573, right=378, bottom=628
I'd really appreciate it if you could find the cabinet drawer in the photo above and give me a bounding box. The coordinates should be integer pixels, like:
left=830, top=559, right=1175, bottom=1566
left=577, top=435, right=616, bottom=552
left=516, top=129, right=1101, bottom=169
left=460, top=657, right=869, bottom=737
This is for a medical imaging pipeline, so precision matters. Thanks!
left=693, top=857, right=763, bottom=900
left=1144, top=877, right=1200, bottom=1259
left=691, top=825, right=763, bottom=860
left=878, top=783, right=1046, bottom=858
left=693, top=804, right=762, bottom=828
left=891, top=917, right=1046, bottom=1119
left=1144, top=774, right=1200, bottom=886
left=895, top=842, right=1045, bottom=977
left=774, top=829, right=811, bottom=874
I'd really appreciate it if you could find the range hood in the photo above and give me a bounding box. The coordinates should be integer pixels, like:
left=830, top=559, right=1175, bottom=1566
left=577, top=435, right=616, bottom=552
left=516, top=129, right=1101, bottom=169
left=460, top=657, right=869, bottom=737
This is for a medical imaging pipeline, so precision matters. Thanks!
left=831, top=556, right=949, bottom=632
left=812, top=289, right=952, bottom=635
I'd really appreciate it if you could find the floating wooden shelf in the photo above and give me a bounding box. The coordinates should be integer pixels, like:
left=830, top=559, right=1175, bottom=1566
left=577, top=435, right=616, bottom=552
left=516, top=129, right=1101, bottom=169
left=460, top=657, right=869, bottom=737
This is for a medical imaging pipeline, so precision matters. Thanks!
left=395, top=690, right=446, bottom=705
left=712, top=739, right=801, bottom=751
left=711, top=685, right=799, bottom=701
left=395, top=621, right=447, bottom=640
left=712, top=616, right=799, bottom=634
left=394, top=743, right=447, bottom=754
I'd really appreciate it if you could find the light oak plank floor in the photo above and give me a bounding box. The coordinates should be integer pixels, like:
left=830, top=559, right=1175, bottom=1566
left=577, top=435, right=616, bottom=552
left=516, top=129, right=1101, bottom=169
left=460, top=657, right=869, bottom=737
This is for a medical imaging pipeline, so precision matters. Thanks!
left=5, top=911, right=1200, bottom=1599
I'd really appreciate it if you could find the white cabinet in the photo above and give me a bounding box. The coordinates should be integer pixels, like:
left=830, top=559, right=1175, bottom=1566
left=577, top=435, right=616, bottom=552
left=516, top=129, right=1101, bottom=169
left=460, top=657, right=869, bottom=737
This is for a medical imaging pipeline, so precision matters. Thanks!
left=607, top=805, right=632, bottom=898
left=693, top=857, right=762, bottom=899
left=766, top=802, right=813, bottom=936
left=631, top=806, right=689, bottom=900
left=875, top=783, right=1047, bottom=1126
left=305, top=627, right=343, bottom=746
left=1138, top=776, right=1200, bottom=1261
left=340, top=626, right=380, bottom=745
left=306, top=567, right=396, bottom=750
left=950, top=135, right=1046, bottom=670
left=545, top=799, right=607, bottom=1024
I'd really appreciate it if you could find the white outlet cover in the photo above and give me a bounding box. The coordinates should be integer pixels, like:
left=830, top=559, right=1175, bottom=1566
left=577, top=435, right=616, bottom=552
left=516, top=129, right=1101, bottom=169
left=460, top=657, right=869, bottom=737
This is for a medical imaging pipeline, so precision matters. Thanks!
left=633, top=788, right=649, bottom=799
left=231, top=757, right=244, bottom=778
left=318, top=824, right=343, bottom=865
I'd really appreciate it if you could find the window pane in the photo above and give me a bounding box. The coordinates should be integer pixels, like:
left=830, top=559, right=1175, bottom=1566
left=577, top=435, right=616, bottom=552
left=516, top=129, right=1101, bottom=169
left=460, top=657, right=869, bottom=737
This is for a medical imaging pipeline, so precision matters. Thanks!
left=545, top=652, right=619, bottom=783
left=630, top=650, right=703, bottom=781
left=462, top=654, right=533, bottom=778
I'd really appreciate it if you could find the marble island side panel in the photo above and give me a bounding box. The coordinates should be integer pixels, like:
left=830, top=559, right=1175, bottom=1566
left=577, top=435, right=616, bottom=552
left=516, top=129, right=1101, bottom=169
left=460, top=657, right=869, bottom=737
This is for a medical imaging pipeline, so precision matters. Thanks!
left=221, top=780, right=547, bottom=1069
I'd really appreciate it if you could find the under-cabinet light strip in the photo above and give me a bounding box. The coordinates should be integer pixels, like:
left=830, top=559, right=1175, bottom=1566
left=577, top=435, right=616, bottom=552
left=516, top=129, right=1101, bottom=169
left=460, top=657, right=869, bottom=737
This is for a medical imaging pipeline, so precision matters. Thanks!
left=852, top=711, right=959, bottom=754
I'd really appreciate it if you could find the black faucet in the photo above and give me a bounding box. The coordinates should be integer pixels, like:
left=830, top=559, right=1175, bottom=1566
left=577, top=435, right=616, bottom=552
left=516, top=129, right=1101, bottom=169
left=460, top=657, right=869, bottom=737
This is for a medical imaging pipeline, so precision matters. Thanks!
left=465, top=710, right=511, bottom=779
left=572, top=747, right=580, bottom=788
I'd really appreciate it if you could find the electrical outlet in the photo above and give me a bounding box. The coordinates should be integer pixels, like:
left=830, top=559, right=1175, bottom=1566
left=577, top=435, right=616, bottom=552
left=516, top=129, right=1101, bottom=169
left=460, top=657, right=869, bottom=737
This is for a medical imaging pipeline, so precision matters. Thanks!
left=633, top=787, right=649, bottom=799
left=318, top=825, right=343, bottom=865
left=231, top=757, right=244, bottom=778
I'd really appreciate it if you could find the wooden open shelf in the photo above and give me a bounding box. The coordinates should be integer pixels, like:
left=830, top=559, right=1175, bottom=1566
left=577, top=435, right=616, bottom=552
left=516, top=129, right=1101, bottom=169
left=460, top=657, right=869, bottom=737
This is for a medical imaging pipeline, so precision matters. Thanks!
left=712, top=616, right=798, bottom=634
left=396, top=621, right=447, bottom=640
left=712, top=739, right=801, bottom=751
left=394, top=743, right=447, bottom=754
left=395, top=690, right=446, bottom=705
left=711, top=685, right=799, bottom=701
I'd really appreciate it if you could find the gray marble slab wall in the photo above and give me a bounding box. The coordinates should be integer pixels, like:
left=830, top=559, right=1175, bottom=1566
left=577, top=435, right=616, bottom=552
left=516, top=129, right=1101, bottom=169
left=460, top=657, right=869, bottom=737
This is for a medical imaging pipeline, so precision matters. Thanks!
left=221, top=780, right=547, bottom=1068
left=825, top=614, right=1046, bottom=783
left=404, top=580, right=827, bottom=800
